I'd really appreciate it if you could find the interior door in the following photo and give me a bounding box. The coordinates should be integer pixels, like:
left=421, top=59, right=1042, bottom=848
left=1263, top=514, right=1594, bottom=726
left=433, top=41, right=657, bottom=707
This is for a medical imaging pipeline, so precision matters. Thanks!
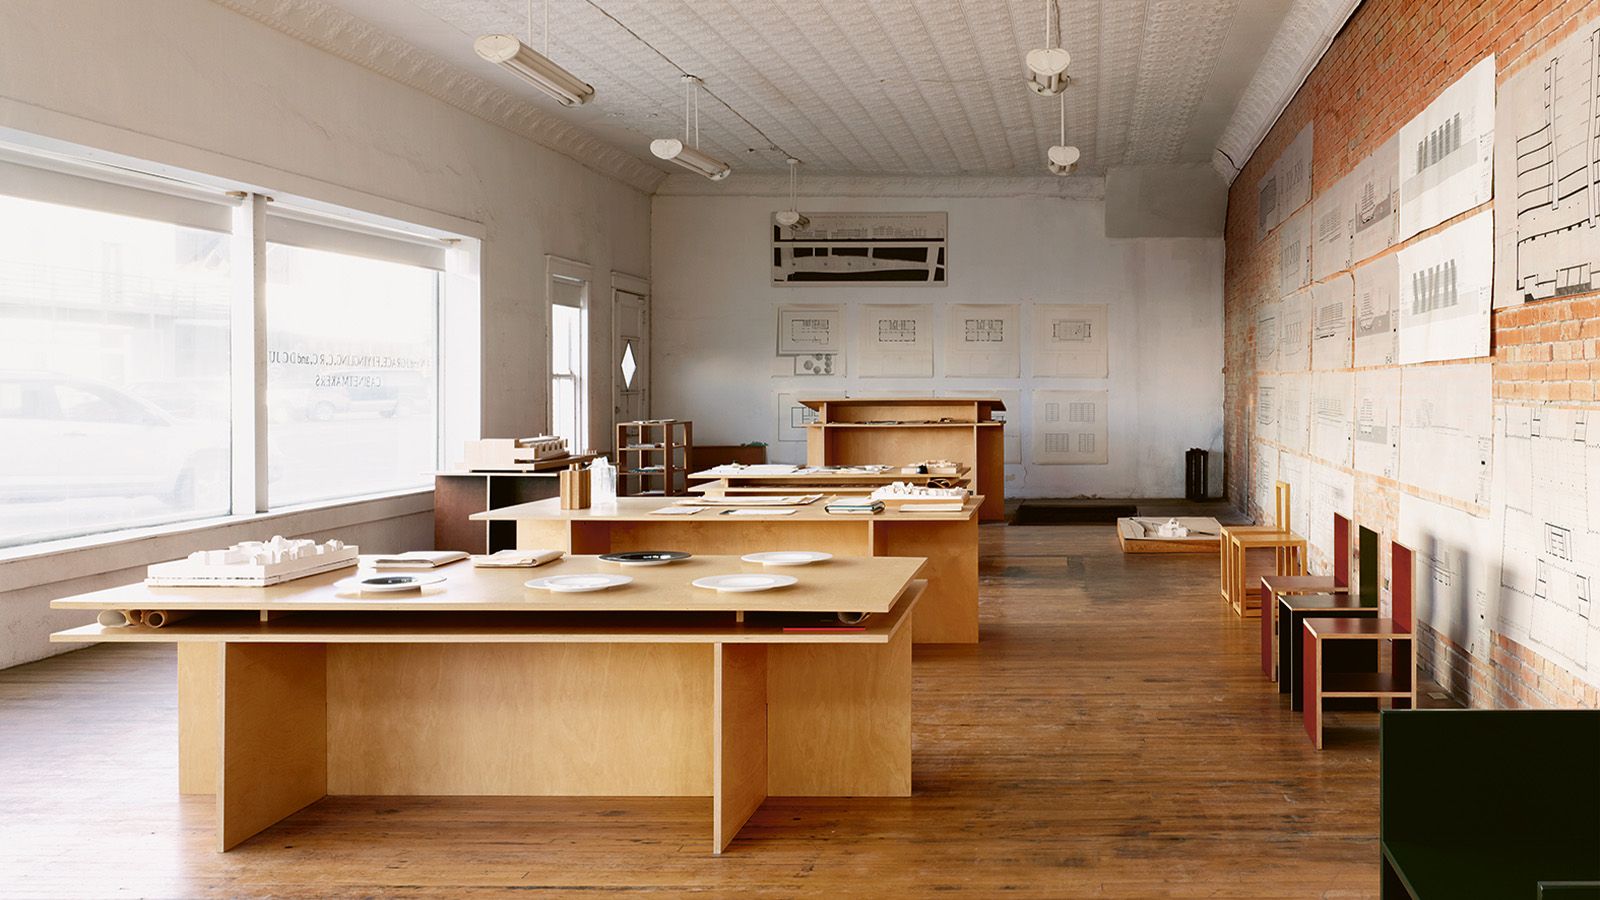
left=612, top=288, right=649, bottom=434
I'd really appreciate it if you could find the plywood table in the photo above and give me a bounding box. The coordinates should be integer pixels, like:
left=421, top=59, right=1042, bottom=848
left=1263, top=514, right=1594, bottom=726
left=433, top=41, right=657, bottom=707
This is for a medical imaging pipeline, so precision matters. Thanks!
left=688, top=464, right=971, bottom=497
left=51, top=555, right=925, bottom=854
left=474, top=495, right=981, bottom=644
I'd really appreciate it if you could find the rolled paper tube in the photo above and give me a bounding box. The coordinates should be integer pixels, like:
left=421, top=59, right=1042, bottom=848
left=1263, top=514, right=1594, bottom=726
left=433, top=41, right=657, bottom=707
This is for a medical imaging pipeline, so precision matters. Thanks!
left=142, top=610, right=192, bottom=628
left=95, top=609, right=142, bottom=628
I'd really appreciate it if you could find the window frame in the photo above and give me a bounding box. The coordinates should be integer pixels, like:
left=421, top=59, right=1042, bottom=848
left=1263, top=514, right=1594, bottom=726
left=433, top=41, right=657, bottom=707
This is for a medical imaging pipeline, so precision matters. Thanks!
left=545, top=255, right=593, bottom=453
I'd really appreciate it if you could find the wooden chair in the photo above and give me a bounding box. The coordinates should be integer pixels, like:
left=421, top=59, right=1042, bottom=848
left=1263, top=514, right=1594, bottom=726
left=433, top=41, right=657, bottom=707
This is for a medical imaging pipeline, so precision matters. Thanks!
left=1260, top=513, right=1353, bottom=681
left=1302, top=541, right=1417, bottom=750
left=1219, top=481, right=1305, bottom=618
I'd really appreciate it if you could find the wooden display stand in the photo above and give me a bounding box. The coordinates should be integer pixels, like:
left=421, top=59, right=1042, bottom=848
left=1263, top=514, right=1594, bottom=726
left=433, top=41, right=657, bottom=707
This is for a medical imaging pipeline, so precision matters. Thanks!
left=617, top=419, right=692, bottom=497
left=434, top=454, right=599, bottom=554
left=801, top=397, right=1005, bottom=521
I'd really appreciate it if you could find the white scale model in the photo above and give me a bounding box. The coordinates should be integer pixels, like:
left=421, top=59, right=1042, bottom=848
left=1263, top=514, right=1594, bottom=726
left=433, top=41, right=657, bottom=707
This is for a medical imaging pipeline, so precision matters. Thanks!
left=145, top=536, right=359, bottom=587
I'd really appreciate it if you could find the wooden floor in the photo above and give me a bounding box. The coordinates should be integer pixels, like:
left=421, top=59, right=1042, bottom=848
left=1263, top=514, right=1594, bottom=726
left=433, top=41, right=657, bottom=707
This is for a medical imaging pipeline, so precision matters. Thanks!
left=1, top=525, right=1393, bottom=897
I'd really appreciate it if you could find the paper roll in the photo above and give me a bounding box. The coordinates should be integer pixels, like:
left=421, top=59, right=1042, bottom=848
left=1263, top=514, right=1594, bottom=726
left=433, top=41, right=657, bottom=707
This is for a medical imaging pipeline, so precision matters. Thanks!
left=142, top=610, right=191, bottom=628
left=95, top=609, right=142, bottom=628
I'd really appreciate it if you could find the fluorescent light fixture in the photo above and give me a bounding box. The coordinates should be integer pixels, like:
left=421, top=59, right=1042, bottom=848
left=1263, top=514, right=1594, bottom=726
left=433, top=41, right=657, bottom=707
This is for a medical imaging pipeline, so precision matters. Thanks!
left=777, top=157, right=809, bottom=230
left=1025, top=48, right=1071, bottom=96
left=474, top=34, right=594, bottom=107
left=650, top=139, right=731, bottom=181
left=1047, top=145, right=1080, bottom=176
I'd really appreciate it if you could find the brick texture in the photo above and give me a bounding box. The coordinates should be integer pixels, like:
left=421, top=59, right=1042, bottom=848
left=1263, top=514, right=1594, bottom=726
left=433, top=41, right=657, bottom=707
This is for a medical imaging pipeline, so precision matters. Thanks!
left=1224, top=0, right=1600, bottom=711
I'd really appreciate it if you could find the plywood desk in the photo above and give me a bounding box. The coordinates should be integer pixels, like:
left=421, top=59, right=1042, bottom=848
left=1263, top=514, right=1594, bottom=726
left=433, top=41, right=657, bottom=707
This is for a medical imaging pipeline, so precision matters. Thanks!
left=473, top=496, right=981, bottom=644
left=51, top=556, right=924, bottom=854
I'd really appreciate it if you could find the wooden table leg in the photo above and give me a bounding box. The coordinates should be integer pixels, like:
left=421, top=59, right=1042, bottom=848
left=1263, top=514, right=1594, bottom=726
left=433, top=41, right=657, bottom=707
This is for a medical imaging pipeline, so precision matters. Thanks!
left=1302, top=626, right=1322, bottom=750
left=713, top=644, right=768, bottom=854
left=178, top=642, right=221, bottom=794
left=218, top=643, right=328, bottom=851
left=1260, top=583, right=1275, bottom=680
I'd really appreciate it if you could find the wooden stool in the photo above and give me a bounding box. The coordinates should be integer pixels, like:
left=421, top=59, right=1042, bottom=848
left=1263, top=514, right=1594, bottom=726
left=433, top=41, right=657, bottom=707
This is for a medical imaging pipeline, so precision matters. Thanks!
left=1260, top=513, right=1352, bottom=680
left=1302, top=542, right=1417, bottom=750
left=1219, top=481, right=1296, bottom=609
left=1228, top=531, right=1305, bottom=617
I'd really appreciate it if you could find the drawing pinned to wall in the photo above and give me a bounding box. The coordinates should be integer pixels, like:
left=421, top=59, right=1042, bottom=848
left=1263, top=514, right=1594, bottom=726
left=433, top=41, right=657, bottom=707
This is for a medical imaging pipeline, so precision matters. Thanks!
left=1310, top=371, right=1353, bottom=468
left=944, top=303, right=1020, bottom=378
left=1494, top=26, right=1600, bottom=307
left=1277, top=123, right=1314, bottom=221
left=1492, top=404, right=1600, bottom=688
left=1350, top=136, right=1401, bottom=263
left=1277, top=373, right=1309, bottom=454
left=1353, top=369, right=1401, bottom=480
left=1278, top=206, right=1312, bottom=297
left=772, top=211, right=947, bottom=286
left=1253, top=444, right=1279, bottom=523
left=1399, top=361, right=1493, bottom=509
left=1032, top=303, right=1108, bottom=377
left=1256, top=165, right=1279, bottom=244
left=1256, top=301, right=1280, bottom=371
left=1398, top=55, right=1496, bottom=239
left=1353, top=253, right=1400, bottom=367
left=1312, top=170, right=1353, bottom=281
left=1256, top=376, right=1278, bottom=443
left=1310, top=273, right=1353, bottom=370
left=855, top=303, right=934, bottom=377
left=790, top=353, right=838, bottom=376
left=1397, top=211, right=1493, bottom=364
left=1278, top=290, right=1310, bottom=372
left=775, top=391, right=826, bottom=442
left=944, top=388, right=1022, bottom=464
left=1399, top=491, right=1498, bottom=656
left=776, top=304, right=844, bottom=355
left=1031, top=389, right=1108, bottom=465
left=1304, top=463, right=1356, bottom=572
left=1277, top=452, right=1308, bottom=531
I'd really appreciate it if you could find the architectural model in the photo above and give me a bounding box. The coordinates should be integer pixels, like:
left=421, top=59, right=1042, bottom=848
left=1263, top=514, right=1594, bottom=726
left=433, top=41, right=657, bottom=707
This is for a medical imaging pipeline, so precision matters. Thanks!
left=459, top=436, right=569, bottom=470
left=145, top=536, right=358, bottom=586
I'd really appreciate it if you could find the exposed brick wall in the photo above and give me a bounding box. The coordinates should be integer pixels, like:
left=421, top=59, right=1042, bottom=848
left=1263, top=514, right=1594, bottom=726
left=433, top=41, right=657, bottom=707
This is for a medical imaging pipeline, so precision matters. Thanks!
left=1223, top=0, right=1600, bottom=710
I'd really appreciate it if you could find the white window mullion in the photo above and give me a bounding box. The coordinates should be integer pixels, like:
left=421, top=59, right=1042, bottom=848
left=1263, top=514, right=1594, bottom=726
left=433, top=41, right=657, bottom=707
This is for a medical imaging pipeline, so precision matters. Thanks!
left=230, top=193, right=269, bottom=514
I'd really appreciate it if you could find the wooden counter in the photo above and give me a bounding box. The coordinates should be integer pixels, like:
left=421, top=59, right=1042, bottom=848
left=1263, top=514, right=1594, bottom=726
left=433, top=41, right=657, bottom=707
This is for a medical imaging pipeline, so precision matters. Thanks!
left=474, top=496, right=981, bottom=644
left=51, top=556, right=923, bottom=855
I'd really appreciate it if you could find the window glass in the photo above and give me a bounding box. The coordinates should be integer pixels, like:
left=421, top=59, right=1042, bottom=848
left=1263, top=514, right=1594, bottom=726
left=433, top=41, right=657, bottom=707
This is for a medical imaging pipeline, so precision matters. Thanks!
left=0, top=194, right=231, bottom=548
left=266, top=243, right=438, bottom=507
left=550, top=297, right=584, bottom=451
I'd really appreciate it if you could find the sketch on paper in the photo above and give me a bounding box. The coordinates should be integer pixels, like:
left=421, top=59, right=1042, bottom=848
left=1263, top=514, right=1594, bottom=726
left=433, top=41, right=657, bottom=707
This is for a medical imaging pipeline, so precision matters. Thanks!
left=1278, top=290, right=1310, bottom=372
left=1400, top=362, right=1493, bottom=509
left=944, top=303, right=1020, bottom=378
left=1256, top=301, right=1280, bottom=371
left=1400, top=491, right=1498, bottom=656
left=1310, top=273, right=1353, bottom=370
left=1253, top=445, right=1279, bottom=523
left=1353, top=369, right=1401, bottom=480
left=1310, top=372, right=1353, bottom=468
left=1397, top=211, right=1494, bottom=364
left=1303, top=463, right=1356, bottom=572
left=1399, top=55, right=1496, bottom=239
left=1278, top=124, right=1315, bottom=221
left=1351, top=136, right=1401, bottom=263
left=944, top=388, right=1022, bottom=464
left=1277, top=373, right=1310, bottom=454
left=1493, top=405, right=1600, bottom=688
left=1032, top=304, right=1108, bottom=377
left=791, top=353, right=838, bottom=376
left=1256, top=377, right=1279, bottom=443
left=776, top=392, right=823, bottom=442
left=1353, top=253, right=1400, bottom=367
left=772, top=211, right=947, bottom=286
left=1495, top=26, right=1600, bottom=306
left=776, top=304, right=843, bottom=355
left=1031, top=389, right=1108, bottom=465
left=855, top=304, right=934, bottom=377
left=1277, top=453, right=1308, bottom=533
left=1279, top=206, right=1313, bottom=297
left=1256, top=166, right=1280, bottom=244
left=1312, top=171, right=1353, bottom=281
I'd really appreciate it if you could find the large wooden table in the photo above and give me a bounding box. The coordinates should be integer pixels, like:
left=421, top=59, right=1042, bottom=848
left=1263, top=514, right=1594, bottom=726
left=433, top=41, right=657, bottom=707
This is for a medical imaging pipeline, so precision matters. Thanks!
left=688, top=464, right=971, bottom=496
left=474, top=495, right=981, bottom=644
left=50, top=556, right=925, bottom=854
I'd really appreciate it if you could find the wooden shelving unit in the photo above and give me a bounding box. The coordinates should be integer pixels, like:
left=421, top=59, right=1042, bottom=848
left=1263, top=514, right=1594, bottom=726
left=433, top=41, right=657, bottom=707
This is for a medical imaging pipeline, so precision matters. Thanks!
left=616, top=419, right=692, bottom=496
left=433, top=454, right=600, bottom=554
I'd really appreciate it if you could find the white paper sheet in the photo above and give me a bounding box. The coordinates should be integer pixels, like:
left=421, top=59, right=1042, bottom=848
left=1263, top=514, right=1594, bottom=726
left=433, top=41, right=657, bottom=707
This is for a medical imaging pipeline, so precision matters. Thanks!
left=944, top=303, right=1020, bottom=378
left=1278, top=124, right=1314, bottom=221
left=1031, top=389, right=1107, bottom=464
left=1256, top=376, right=1278, bottom=443
left=1312, top=170, right=1353, bottom=281
left=1399, top=361, right=1493, bottom=509
left=1353, top=369, right=1401, bottom=480
left=776, top=391, right=825, bottom=442
left=856, top=304, right=934, bottom=377
left=1350, top=136, right=1401, bottom=263
left=1277, top=452, right=1308, bottom=533
left=1278, top=206, right=1312, bottom=298
left=1032, top=303, right=1108, bottom=377
left=1397, top=211, right=1494, bottom=364
left=1309, top=371, right=1353, bottom=467
left=1255, top=301, right=1280, bottom=372
left=1277, top=373, right=1309, bottom=454
left=1399, top=491, right=1497, bottom=655
left=1252, top=444, right=1279, bottom=524
left=1493, top=29, right=1600, bottom=306
left=1399, top=55, right=1496, bottom=239
left=1352, top=253, right=1400, bottom=367
left=1256, top=165, right=1279, bottom=245
left=776, top=304, right=844, bottom=355
left=1310, top=273, right=1353, bottom=370
left=1278, top=290, right=1310, bottom=372
left=1304, top=462, right=1356, bottom=573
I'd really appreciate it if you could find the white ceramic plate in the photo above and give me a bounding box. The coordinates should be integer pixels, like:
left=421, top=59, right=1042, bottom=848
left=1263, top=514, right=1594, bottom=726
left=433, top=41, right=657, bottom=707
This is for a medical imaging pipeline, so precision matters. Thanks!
left=336, top=573, right=446, bottom=593
left=692, top=573, right=799, bottom=593
left=741, top=551, right=833, bottom=567
left=525, top=573, right=634, bottom=593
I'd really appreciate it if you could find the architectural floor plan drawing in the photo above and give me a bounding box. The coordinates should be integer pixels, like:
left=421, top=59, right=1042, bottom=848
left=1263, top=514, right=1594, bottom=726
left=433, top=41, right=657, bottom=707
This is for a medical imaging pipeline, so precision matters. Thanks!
left=1493, top=404, right=1600, bottom=689
left=1494, top=24, right=1600, bottom=307
left=1353, top=253, right=1400, bottom=367
left=1256, top=376, right=1278, bottom=442
left=1399, top=361, right=1494, bottom=509
left=1278, top=289, right=1310, bottom=371
left=944, top=303, right=1020, bottom=378
left=1397, top=211, right=1494, bottom=364
left=1277, top=373, right=1309, bottom=454
left=1399, top=55, right=1496, bottom=239
left=855, top=303, right=934, bottom=377
left=1032, top=303, right=1108, bottom=377
left=1311, top=273, right=1353, bottom=370
left=1350, top=136, right=1400, bottom=263
left=1256, top=301, right=1280, bottom=371
left=1279, top=206, right=1312, bottom=297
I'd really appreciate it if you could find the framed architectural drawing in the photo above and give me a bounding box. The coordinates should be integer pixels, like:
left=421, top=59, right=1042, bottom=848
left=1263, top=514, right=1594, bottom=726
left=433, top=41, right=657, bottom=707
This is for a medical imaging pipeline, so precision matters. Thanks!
left=776, top=304, right=843, bottom=355
left=855, top=304, right=935, bottom=377
left=1032, top=303, right=1108, bottom=378
left=1031, top=389, right=1108, bottom=465
left=772, top=212, right=947, bottom=286
left=944, top=303, right=1020, bottom=378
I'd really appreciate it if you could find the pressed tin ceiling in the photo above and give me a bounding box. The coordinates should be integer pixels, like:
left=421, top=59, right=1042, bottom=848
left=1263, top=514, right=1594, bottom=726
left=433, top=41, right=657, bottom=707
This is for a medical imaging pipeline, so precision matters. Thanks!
left=232, top=0, right=1355, bottom=185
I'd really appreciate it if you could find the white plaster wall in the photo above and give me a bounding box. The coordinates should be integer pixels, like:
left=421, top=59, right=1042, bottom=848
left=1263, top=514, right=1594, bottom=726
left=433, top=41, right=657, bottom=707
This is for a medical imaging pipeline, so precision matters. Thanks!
left=651, top=191, right=1224, bottom=498
left=0, top=0, right=650, bottom=666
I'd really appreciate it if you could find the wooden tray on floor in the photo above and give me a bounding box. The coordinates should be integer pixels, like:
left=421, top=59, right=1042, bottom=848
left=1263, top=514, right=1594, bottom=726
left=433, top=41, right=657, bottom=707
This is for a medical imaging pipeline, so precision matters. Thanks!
left=1116, top=517, right=1222, bottom=554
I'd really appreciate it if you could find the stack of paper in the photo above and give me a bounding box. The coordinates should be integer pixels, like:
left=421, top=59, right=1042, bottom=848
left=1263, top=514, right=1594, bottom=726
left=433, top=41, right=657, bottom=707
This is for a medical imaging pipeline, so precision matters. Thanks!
left=825, top=499, right=884, bottom=515
left=371, top=550, right=469, bottom=569
left=471, top=549, right=564, bottom=567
